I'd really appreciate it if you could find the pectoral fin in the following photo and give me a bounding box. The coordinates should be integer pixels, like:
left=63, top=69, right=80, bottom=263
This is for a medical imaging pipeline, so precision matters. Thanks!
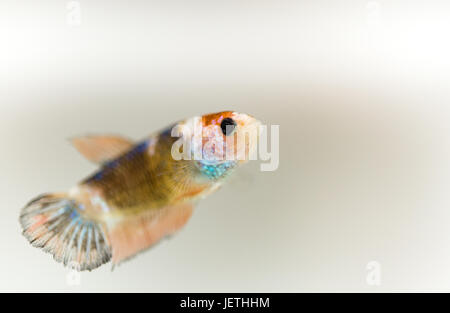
left=108, top=203, right=194, bottom=265
left=71, top=135, right=134, bottom=164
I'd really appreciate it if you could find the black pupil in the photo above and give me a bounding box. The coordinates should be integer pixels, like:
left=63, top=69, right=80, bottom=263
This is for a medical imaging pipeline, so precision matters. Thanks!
left=220, top=118, right=236, bottom=136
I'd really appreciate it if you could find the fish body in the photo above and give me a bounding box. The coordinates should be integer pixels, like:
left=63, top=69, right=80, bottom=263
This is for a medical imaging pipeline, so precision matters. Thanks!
left=20, top=111, right=260, bottom=270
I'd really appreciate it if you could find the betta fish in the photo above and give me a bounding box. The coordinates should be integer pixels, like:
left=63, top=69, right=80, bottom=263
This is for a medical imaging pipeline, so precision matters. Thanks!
left=19, top=111, right=261, bottom=271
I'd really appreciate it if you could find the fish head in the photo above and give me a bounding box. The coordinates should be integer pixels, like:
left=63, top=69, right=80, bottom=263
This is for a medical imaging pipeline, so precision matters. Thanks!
left=201, top=111, right=261, bottom=164
left=181, top=111, right=261, bottom=180
left=172, top=111, right=261, bottom=179
left=171, top=111, right=261, bottom=177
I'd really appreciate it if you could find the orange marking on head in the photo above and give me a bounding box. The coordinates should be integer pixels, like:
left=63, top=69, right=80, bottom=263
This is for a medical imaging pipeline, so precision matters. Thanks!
left=202, top=111, right=234, bottom=127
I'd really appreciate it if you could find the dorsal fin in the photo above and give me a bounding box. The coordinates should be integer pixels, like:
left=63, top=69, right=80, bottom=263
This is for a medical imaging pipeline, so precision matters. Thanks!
left=71, top=135, right=134, bottom=164
left=108, top=203, right=194, bottom=265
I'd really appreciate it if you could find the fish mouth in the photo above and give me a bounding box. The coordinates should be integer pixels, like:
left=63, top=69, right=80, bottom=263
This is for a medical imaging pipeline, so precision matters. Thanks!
left=235, top=118, right=261, bottom=164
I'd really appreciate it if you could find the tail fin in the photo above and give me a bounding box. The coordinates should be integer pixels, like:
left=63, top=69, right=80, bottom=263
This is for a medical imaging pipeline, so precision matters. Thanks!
left=19, top=193, right=111, bottom=271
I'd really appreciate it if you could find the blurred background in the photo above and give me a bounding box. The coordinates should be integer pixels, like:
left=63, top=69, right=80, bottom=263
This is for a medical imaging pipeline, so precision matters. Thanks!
left=1, top=0, right=450, bottom=292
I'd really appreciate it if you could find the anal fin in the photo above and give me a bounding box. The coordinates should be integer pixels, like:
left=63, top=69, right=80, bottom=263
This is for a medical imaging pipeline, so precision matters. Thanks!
left=108, top=203, right=194, bottom=265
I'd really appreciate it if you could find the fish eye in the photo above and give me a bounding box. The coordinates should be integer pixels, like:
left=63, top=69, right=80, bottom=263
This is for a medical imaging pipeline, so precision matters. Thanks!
left=220, top=118, right=237, bottom=136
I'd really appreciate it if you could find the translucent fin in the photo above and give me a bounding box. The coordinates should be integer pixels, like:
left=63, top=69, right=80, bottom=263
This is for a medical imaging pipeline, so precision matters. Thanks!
left=71, top=135, right=134, bottom=164
left=19, top=193, right=111, bottom=271
left=109, top=203, right=194, bottom=265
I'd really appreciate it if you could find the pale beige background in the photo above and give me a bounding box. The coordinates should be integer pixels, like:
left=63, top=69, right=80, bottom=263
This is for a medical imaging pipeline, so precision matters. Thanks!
left=1, top=0, right=450, bottom=292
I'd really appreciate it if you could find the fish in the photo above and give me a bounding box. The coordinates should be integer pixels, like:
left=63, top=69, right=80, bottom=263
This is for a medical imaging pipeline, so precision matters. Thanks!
left=19, top=111, right=261, bottom=271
